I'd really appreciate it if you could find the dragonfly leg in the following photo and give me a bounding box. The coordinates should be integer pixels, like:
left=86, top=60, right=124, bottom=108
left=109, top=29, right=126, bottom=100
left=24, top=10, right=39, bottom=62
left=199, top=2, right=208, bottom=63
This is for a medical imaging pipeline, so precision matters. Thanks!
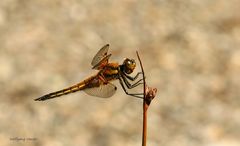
left=119, top=76, right=143, bottom=99
left=121, top=73, right=144, bottom=89
left=123, top=72, right=143, bottom=81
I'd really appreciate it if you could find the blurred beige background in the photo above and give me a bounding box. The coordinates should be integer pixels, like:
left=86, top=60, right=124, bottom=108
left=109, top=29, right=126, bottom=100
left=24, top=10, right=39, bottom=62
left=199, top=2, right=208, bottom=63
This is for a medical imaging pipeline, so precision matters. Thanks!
left=0, top=0, right=240, bottom=146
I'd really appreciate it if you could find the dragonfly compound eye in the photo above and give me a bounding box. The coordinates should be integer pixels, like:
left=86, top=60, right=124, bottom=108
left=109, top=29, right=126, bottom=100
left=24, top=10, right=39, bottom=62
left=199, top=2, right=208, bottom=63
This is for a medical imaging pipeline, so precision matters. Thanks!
left=123, top=58, right=136, bottom=74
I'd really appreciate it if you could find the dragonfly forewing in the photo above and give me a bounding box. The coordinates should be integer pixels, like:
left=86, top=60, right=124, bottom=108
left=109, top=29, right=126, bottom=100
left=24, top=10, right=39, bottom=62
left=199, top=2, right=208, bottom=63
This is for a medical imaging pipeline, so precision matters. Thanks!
left=91, top=44, right=109, bottom=67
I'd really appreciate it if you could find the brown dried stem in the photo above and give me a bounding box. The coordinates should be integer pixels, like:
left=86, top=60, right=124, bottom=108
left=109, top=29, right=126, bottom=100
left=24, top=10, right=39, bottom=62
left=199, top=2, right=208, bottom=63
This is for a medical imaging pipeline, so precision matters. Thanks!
left=136, top=51, right=157, bottom=146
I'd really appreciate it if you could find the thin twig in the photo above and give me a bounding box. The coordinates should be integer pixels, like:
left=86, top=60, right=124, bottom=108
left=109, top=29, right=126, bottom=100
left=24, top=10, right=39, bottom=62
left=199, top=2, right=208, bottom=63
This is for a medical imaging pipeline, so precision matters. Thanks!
left=136, top=51, right=147, bottom=146
left=136, top=51, right=157, bottom=146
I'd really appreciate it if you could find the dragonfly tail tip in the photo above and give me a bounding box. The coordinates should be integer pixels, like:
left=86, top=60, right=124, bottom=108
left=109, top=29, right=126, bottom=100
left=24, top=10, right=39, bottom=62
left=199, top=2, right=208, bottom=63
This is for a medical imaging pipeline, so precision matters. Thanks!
left=34, top=96, right=45, bottom=101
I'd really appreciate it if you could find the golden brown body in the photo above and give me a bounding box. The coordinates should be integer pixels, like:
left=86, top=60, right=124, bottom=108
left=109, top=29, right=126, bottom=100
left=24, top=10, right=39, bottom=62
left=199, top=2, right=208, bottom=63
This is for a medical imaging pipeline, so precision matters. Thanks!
left=35, top=62, right=119, bottom=101
left=35, top=44, right=140, bottom=101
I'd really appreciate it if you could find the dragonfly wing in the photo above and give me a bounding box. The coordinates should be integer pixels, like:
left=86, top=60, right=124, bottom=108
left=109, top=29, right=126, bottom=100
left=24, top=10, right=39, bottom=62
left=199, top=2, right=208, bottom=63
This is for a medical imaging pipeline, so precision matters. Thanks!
left=84, top=82, right=117, bottom=98
left=91, top=44, right=110, bottom=67
left=92, top=54, right=111, bottom=70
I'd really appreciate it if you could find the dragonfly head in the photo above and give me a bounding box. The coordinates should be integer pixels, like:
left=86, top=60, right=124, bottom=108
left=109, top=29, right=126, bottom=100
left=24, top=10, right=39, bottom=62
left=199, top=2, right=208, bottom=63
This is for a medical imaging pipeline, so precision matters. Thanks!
left=122, top=58, right=136, bottom=74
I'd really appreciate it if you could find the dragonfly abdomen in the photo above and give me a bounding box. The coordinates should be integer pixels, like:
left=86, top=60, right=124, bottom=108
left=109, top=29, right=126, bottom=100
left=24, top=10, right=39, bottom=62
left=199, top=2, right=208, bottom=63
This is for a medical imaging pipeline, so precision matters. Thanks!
left=34, top=77, right=95, bottom=101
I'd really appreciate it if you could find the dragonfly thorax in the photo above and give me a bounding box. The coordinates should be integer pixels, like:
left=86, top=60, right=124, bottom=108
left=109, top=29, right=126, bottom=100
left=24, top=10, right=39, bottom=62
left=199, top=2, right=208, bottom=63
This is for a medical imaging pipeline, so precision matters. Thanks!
left=121, top=58, right=136, bottom=74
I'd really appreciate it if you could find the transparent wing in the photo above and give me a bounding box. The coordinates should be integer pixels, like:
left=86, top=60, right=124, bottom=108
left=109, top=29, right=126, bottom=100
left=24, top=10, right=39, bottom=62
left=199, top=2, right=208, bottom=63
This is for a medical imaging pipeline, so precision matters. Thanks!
left=91, top=44, right=110, bottom=67
left=83, top=82, right=117, bottom=98
left=92, top=54, right=111, bottom=70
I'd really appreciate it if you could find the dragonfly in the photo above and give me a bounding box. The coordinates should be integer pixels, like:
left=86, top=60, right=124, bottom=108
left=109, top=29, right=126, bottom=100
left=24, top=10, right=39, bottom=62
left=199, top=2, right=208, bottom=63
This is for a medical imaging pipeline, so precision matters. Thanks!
left=35, top=44, right=144, bottom=101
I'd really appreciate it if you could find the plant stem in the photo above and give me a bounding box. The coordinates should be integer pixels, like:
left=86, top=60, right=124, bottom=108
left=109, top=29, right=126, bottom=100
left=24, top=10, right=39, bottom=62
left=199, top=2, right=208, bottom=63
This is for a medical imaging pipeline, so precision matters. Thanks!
left=136, top=51, right=147, bottom=146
